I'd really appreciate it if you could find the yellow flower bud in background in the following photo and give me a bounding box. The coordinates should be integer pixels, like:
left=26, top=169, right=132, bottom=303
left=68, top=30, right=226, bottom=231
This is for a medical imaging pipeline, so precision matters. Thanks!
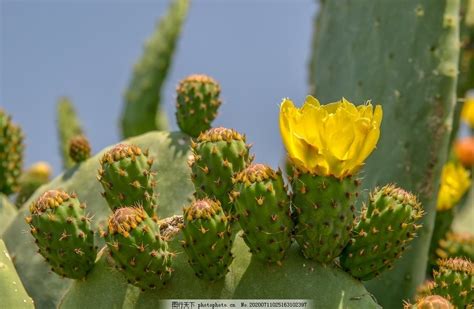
left=460, top=97, right=474, bottom=128
left=436, top=162, right=471, bottom=211
left=279, top=95, right=383, bottom=179
left=27, top=161, right=52, bottom=180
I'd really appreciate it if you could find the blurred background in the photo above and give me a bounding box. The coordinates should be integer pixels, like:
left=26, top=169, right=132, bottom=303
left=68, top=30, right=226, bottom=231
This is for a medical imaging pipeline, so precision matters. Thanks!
left=1, top=0, right=317, bottom=175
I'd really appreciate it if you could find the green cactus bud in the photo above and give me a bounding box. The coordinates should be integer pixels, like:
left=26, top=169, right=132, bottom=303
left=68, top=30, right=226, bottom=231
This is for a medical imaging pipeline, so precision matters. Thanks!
left=15, top=162, right=52, bottom=207
left=432, top=258, right=474, bottom=308
left=97, top=144, right=157, bottom=216
left=404, top=295, right=454, bottom=309
left=69, top=135, right=91, bottom=163
left=290, top=168, right=358, bottom=263
left=25, top=189, right=96, bottom=279
left=232, top=164, right=293, bottom=264
left=182, top=198, right=233, bottom=281
left=105, top=207, right=174, bottom=290
left=416, top=280, right=436, bottom=300
left=190, top=127, right=252, bottom=213
left=0, top=109, right=24, bottom=195
left=340, top=185, right=424, bottom=280
left=175, top=74, right=222, bottom=137
left=436, top=232, right=474, bottom=262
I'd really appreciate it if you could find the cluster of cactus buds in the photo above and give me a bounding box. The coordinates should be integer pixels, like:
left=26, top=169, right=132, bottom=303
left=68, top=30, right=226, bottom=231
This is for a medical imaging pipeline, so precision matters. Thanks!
left=68, top=135, right=91, bottom=163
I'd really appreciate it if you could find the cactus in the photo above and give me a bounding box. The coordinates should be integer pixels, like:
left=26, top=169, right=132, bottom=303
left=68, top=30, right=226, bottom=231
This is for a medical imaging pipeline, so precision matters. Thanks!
left=15, top=162, right=52, bottom=207
left=25, top=189, right=96, bottom=279
left=182, top=198, right=233, bottom=281
left=176, top=74, right=222, bottom=137
left=57, top=97, right=84, bottom=169
left=97, top=144, right=157, bottom=216
left=432, top=258, right=474, bottom=308
left=416, top=280, right=437, bottom=300
left=404, top=295, right=454, bottom=309
left=436, top=232, right=474, bottom=261
left=190, top=127, right=252, bottom=213
left=0, top=108, right=24, bottom=196
left=231, top=164, right=293, bottom=264
left=0, top=193, right=17, bottom=236
left=69, top=135, right=91, bottom=163
left=2, top=131, right=194, bottom=308
left=0, top=239, right=34, bottom=308
left=120, top=0, right=190, bottom=138
left=309, top=0, right=460, bottom=305
left=341, top=185, right=424, bottom=280
left=105, top=207, right=174, bottom=290
left=458, top=0, right=474, bottom=97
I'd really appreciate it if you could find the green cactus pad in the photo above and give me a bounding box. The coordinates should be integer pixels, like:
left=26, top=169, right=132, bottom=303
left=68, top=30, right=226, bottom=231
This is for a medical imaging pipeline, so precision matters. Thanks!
left=182, top=198, right=233, bottom=281
left=98, top=143, right=157, bottom=216
left=190, top=127, right=252, bottom=213
left=0, top=239, right=34, bottom=308
left=0, top=193, right=17, bottom=236
left=341, top=185, right=424, bottom=280
left=26, top=189, right=96, bottom=279
left=69, top=135, right=91, bottom=163
left=56, top=97, right=84, bottom=169
left=404, top=295, right=454, bottom=309
left=121, top=0, right=190, bottom=138
left=436, top=231, right=474, bottom=261
left=232, top=164, right=293, bottom=264
left=105, top=207, right=174, bottom=290
left=176, top=74, right=222, bottom=137
left=432, top=258, right=474, bottom=307
left=0, top=109, right=24, bottom=196
left=291, top=168, right=358, bottom=263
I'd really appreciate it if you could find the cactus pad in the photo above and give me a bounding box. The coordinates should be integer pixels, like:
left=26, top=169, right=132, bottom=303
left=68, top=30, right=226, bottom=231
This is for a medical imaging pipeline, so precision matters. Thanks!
left=106, top=207, right=174, bottom=290
left=98, top=143, right=157, bottom=216
left=69, top=135, right=91, bottom=163
left=176, top=74, right=222, bottom=137
left=0, top=109, right=24, bottom=195
left=436, top=231, right=474, bottom=261
left=232, top=163, right=293, bottom=264
left=432, top=258, right=474, bottom=307
left=182, top=198, right=233, bottom=281
left=26, top=189, right=96, bottom=279
left=340, top=185, right=424, bottom=280
left=190, top=127, right=251, bottom=213
left=291, top=168, right=358, bottom=263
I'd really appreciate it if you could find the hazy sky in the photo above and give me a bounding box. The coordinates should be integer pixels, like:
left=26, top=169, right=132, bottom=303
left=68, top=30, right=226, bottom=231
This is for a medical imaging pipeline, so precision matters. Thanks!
left=1, top=0, right=317, bottom=175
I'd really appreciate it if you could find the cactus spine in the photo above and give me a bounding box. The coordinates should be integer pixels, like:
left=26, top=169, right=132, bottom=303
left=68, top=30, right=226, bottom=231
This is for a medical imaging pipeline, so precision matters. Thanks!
left=291, top=168, right=358, bottom=263
left=232, top=164, right=293, bottom=264
left=69, top=135, right=91, bottom=163
left=182, top=199, right=233, bottom=281
left=176, top=74, right=222, bottom=137
left=432, top=258, right=474, bottom=308
left=97, top=144, right=157, bottom=216
left=56, top=97, right=84, bottom=169
left=105, top=207, right=174, bottom=290
left=190, top=127, right=252, bottom=213
left=0, top=109, right=24, bottom=195
left=340, top=185, right=424, bottom=280
left=25, top=190, right=96, bottom=279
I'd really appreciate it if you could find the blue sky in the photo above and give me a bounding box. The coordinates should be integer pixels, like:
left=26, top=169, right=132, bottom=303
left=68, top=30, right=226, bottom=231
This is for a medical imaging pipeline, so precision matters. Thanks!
left=1, top=0, right=316, bottom=175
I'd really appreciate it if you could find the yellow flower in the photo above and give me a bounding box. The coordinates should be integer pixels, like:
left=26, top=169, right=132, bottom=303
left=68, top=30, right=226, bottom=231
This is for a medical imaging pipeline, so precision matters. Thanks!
left=436, top=162, right=471, bottom=211
left=279, top=96, right=383, bottom=178
left=461, top=97, right=474, bottom=127
left=27, top=161, right=52, bottom=179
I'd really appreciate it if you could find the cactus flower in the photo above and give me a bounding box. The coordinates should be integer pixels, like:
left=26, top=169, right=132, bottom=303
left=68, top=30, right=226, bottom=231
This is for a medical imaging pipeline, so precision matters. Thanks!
left=279, top=95, right=382, bottom=179
left=461, top=97, right=474, bottom=128
left=436, top=162, right=471, bottom=211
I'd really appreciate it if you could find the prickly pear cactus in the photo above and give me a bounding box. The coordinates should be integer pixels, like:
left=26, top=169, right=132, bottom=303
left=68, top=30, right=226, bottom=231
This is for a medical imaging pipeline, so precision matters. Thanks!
left=57, top=97, right=84, bottom=169
left=0, top=193, right=17, bottom=236
left=15, top=162, right=52, bottom=207
left=176, top=74, right=222, bottom=137
left=190, top=127, right=252, bottom=213
left=404, top=295, right=454, bottom=309
left=436, top=231, right=474, bottom=261
left=232, top=164, right=293, bottom=264
left=432, top=258, right=474, bottom=308
left=69, top=135, right=91, bottom=163
left=2, top=131, right=194, bottom=309
left=26, top=189, right=96, bottom=279
left=105, top=207, right=174, bottom=290
left=98, top=143, right=157, bottom=216
left=309, top=0, right=460, bottom=305
left=182, top=199, right=233, bottom=281
left=291, top=171, right=357, bottom=263
left=0, top=239, right=34, bottom=308
left=340, top=185, right=424, bottom=280
left=121, top=0, right=190, bottom=138
left=0, top=108, right=24, bottom=195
